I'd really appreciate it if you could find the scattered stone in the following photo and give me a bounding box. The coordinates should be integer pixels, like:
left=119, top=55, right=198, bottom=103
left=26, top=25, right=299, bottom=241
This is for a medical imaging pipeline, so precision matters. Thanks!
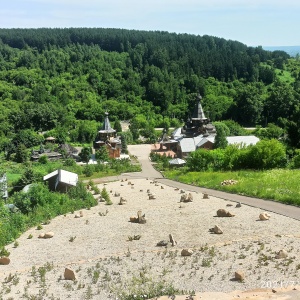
left=226, top=204, right=233, bottom=207
left=235, top=270, right=245, bottom=282
left=137, top=210, right=146, bottom=224
left=114, top=192, right=120, bottom=197
left=259, top=212, right=270, bottom=221
left=127, top=181, right=131, bottom=185
left=180, top=189, right=185, bottom=194
left=147, top=189, right=151, bottom=193
left=169, top=234, right=177, bottom=246
left=38, top=233, right=45, bottom=238
left=236, top=202, right=242, bottom=208
left=140, top=189, right=143, bottom=192
left=119, top=197, right=127, bottom=205
left=157, top=240, right=168, bottom=247
left=44, top=232, right=54, bottom=239
left=161, top=186, right=164, bottom=189
left=74, top=214, right=81, bottom=218
left=221, top=179, right=238, bottom=186
left=203, top=193, right=209, bottom=199
left=0, top=257, right=10, bottom=265
left=155, top=183, right=159, bottom=186
left=180, top=193, right=193, bottom=202
left=149, top=194, right=156, bottom=200
left=130, top=216, right=137, bottom=222
left=209, top=225, right=223, bottom=234
left=79, top=211, right=83, bottom=217
left=181, top=249, right=193, bottom=256
left=64, top=268, right=76, bottom=280
left=275, top=249, right=288, bottom=259
left=174, top=188, right=179, bottom=191
left=217, top=209, right=235, bottom=217
left=130, top=210, right=146, bottom=224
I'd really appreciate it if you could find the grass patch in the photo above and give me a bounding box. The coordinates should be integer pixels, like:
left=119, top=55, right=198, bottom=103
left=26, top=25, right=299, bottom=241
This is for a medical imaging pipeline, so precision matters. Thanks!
left=164, top=168, right=300, bottom=206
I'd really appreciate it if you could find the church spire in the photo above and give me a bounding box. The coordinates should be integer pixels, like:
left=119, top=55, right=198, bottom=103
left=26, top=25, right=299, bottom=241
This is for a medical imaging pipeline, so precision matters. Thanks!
left=192, top=93, right=207, bottom=120
left=101, top=112, right=114, bottom=132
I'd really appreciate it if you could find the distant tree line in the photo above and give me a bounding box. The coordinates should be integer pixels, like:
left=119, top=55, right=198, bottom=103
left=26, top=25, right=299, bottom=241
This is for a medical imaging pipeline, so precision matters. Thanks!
left=0, top=28, right=300, bottom=152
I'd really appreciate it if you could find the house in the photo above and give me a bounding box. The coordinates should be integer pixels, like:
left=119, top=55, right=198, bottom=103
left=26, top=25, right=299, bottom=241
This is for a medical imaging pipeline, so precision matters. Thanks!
left=0, top=173, right=8, bottom=201
left=93, top=112, right=121, bottom=159
left=151, top=93, right=260, bottom=158
left=43, top=169, right=78, bottom=192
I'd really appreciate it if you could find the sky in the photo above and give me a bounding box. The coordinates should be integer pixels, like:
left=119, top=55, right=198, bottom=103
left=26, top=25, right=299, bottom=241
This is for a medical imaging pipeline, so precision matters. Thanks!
left=1, top=0, right=300, bottom=47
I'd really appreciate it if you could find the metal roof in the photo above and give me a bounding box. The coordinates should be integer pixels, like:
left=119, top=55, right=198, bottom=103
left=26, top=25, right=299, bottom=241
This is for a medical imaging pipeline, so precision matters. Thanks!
left=179, top=138, right=196, bottom=153
left=100, top=112, right=115, bottom=133
left=192, top=94, right=207, bottom=120
left=43, top=169, right=78, bottom=187
left=196, top=136, right=215, bottom=148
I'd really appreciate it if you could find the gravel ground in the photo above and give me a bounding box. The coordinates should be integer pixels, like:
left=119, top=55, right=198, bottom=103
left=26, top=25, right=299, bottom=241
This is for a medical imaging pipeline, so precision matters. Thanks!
left=0, top=178, right=299, bottom=300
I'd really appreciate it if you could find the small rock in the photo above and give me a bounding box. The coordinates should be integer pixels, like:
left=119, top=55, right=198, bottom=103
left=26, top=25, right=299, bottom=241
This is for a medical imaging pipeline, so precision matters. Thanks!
left=203, top=193, right=209, bottom=199
left=119, top=197, right=127, bottom=205
left=275, top=249, right=288, bottom=259
left=213, top=225, right=223, bottom=234
left=180, top=189, right=185, bottom=194
left=235, top=270, right=245, bottom=282
left=130, top=216, right=137, bottom=222
left=217, top=209, right=235, bottom=217
left=169, top=234, right=177, bottom=246
left=0, top=257, right=10, bottom=265
left=236, top=202, right=242, bottom=208
left=114, top=192, right=120, bottom=197
left=64, top=268, right=76, bottom=280
left=74, top=214, right=80, bottom=218
left=44, top=232, right=54, bottom=239
left=226, top=204, right=233, bottom=207
left=181, top=249, right=193, bottom=256
left=38, top=233, right=45, bottom=238
left=79, top=211, right=83, bottom=217
left=157, top=240, right=168, bottom=247
left=161, top=186, right=164, bottom=189
left=259, top=212, right=270, bottom=220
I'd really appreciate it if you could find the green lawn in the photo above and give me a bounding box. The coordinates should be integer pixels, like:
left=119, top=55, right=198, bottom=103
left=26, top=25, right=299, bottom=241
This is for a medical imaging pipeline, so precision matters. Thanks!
left=164, top=168, right=300, bottom=206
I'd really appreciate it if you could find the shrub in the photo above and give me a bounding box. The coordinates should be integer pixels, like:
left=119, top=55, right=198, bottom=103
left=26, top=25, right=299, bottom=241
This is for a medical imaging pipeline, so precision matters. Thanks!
left=38, top=155, right=48, bottom=164
left=83, top=164, right=94, bottom=177
left=101, top=187, right=112, bottom=205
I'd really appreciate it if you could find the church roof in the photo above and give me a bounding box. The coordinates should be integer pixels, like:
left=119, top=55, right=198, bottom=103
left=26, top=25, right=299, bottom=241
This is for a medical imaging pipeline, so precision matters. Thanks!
left=99, top=112, right=116, bottom=133
left=192, top=94, right=207, bottom=120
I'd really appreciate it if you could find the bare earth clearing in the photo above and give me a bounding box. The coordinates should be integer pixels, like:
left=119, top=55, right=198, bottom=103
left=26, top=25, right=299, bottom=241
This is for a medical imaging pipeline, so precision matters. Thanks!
left=0, top=146, right=300, bottom=299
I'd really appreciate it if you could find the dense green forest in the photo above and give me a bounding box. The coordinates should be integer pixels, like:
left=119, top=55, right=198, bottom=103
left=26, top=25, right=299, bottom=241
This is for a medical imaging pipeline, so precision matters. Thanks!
left=1, top=27, right=300, bottom=153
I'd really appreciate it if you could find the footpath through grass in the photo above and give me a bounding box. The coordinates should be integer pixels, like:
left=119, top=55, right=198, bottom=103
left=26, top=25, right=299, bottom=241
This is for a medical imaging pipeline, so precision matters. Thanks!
left=164, top=168, right=300, bottom=207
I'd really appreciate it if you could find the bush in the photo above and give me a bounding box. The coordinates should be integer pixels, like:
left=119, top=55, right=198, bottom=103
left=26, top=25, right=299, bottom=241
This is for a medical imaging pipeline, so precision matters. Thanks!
left=101, top=187, right=112, bottom=205
left=38, top=155, right=48, bottom=164
left=83, top=164, right=94, bottom=177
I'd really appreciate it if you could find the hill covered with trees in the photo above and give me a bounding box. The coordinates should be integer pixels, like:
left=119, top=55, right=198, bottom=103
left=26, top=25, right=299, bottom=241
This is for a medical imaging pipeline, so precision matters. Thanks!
left=0, top=27, right=300, bottom=151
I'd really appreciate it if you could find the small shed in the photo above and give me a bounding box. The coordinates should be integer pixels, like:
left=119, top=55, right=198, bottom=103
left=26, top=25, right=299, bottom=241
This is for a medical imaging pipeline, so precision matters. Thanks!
left=45, top=136, right=56, bottom=143
left=43, top=169, right=78, bottom=192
